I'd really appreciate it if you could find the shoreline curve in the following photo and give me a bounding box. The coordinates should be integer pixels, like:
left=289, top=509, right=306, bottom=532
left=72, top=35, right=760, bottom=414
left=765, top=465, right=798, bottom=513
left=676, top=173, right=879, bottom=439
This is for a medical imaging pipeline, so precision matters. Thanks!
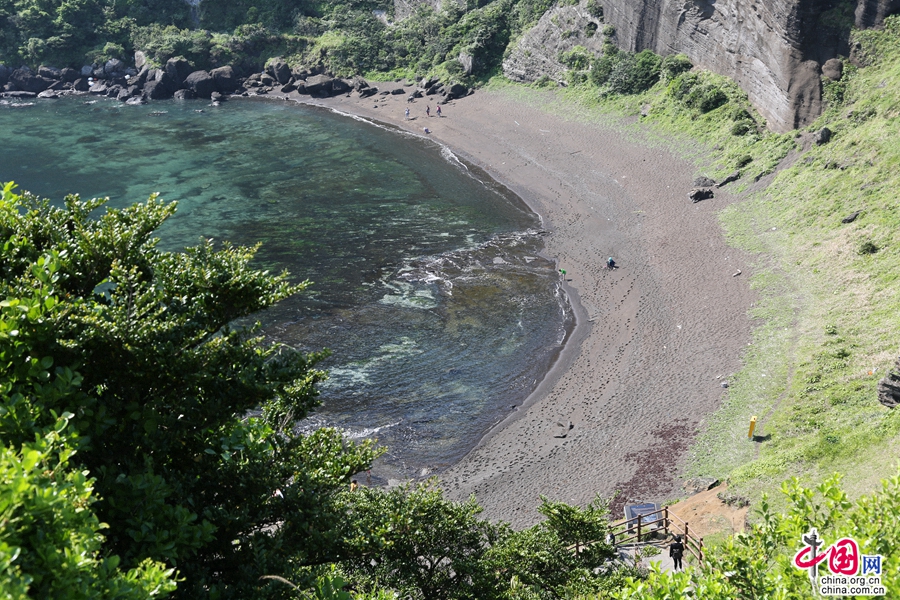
left=264, top=83, right=755, bottom=528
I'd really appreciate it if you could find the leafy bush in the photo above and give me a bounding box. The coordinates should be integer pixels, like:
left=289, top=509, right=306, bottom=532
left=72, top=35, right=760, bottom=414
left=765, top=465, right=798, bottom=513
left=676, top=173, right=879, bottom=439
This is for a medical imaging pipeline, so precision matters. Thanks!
left=0, top=184, right=379, bottom=599
left=669, top=71, right=728, bottom=113
left=589, top=47, right=618, bottom=87
left=586, top=0, right=604, bottom=19
left=731, top=119, right=755, bottom=136
left=591, top=48, right=660, bottom=95
left=0, top=418, right=178, bottom=599
left=659, top=53, right=691, bottom=82
left=858, top=240, right=879, bottom=255
left=336, top=483, right=631, bottom=600
left=559, top=45, right=592, bottom=70
left=614, top=473, right=900, bottom=598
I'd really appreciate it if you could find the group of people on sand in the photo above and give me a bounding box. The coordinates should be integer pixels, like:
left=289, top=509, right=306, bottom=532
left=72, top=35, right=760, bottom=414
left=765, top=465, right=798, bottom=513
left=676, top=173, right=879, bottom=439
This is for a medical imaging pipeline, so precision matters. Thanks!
left=402, top=104, right=442, bottom=134
left=405, top=104, right=442, bottom=120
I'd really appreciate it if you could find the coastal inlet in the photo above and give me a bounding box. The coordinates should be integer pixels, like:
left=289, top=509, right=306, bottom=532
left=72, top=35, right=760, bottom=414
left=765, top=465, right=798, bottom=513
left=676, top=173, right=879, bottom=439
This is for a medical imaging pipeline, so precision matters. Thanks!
left=0, top=96, right=572, bottom=484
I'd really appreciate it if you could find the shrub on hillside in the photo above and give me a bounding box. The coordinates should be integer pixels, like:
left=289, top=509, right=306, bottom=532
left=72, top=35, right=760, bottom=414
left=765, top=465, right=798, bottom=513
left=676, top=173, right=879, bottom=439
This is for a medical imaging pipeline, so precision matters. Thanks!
left=660, top=53, right=692, bottom=82
left=591, top=48, right=661, bottom=95
left=560, top=45, right=593, bottom=70
left=669, top=71, right=728, bottom=113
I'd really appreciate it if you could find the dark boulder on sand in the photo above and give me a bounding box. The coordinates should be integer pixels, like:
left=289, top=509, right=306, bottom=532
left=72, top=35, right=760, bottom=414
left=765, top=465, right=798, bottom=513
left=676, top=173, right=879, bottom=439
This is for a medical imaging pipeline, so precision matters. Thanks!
left=38, top=65, right=61, bottom=80
left=142, top=78, right=172, bottom=100
left=60, top=67, right=79, bottom=82
left=211, top=65, right=238, bottom=93
left=304, top=74, right=334, bottom=95
left=688, top=188, right=714, bottom=203
left=445, top=82, right=468, bottom=99
left=332, top=79, right=352, bottom=94
left=268, top=58, right=292, bottom=85
left=105, top=58, right=126, bottom=76
left=165, top=57, right=193, bottom=88
left=9, top=69, right=53, bottom=93
left=184, top=70, right=216, bottom=98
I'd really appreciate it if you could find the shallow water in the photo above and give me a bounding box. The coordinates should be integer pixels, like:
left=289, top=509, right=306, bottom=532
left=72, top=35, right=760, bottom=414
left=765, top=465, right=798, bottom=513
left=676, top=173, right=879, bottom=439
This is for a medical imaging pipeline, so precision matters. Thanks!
left=0, top=96, right=572, bottom=482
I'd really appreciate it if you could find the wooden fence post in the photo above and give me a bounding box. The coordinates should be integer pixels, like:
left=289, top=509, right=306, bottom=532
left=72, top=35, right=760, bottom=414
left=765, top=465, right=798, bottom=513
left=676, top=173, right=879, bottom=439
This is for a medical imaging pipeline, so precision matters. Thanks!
left=637, top=514, right=642, bottom=543
left=663, top=507, right=669, bottom=538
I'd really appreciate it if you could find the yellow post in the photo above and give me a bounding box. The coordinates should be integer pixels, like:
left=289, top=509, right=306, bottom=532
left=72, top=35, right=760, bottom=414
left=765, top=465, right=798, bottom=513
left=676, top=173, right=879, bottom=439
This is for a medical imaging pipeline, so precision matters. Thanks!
left=748, top=416, right=758, bottom=440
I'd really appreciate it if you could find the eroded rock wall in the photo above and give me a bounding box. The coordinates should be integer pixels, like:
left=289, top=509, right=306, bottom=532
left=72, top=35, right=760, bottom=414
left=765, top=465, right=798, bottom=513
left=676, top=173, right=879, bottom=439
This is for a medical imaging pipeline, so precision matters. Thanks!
left=503, top=4, right=607, bottom=85
left=503, top=0, right=900, bottom=131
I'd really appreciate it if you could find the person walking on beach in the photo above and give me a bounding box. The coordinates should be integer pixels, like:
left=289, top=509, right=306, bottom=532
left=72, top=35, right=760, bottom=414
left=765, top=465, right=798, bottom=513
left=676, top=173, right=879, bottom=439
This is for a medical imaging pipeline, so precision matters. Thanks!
left=669, top=535, right=684, bottom=570
left=436, top=105, right=442, bottom=117
left=405, top=107, right=410, bottom=120
left=426, top=105, right=431, bottom=117
left=607, top=257, right=616, bottom=270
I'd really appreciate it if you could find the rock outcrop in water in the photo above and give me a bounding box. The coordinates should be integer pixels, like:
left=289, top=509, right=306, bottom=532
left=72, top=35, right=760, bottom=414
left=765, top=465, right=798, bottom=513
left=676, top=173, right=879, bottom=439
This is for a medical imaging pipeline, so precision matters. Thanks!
left=503, top=0, right=900, bottom=131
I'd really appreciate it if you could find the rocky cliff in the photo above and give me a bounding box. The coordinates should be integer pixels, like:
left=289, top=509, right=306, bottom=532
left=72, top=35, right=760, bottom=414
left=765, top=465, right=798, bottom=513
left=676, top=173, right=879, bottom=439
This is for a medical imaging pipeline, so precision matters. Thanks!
left=502, top=0, right=900, bottom=131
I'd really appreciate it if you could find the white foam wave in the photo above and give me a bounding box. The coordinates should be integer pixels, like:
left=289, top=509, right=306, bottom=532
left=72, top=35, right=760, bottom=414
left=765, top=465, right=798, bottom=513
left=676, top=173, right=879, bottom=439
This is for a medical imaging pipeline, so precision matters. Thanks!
left=342, top=420, right=402, bottom=440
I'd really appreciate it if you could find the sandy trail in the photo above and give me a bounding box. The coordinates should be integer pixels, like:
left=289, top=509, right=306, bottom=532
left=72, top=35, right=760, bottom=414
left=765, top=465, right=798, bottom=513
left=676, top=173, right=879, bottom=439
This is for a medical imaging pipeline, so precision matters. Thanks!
left=275, top=84, right=754, bottom=527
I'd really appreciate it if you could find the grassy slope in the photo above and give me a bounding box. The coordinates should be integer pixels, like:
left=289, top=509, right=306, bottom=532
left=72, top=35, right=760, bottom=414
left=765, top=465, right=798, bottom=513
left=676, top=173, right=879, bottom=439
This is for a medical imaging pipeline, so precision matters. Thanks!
left=484, top=17, right=900, bottom=514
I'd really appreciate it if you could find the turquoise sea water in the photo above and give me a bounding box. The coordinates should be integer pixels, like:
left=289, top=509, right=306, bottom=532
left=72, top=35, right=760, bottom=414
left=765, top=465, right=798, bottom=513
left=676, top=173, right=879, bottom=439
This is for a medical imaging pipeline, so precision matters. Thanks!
left=0, top=96, right=571, bottom=482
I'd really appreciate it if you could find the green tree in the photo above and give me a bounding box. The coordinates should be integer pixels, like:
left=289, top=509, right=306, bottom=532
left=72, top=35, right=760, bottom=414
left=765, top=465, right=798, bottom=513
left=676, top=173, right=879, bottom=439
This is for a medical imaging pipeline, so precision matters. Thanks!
left=0, top=183, right=379, bottom=598
left=0, top=245, right=177, bottom=598
left=337, top=481, right=506, bottom=599
left=486, top=496, right=619, bottom=599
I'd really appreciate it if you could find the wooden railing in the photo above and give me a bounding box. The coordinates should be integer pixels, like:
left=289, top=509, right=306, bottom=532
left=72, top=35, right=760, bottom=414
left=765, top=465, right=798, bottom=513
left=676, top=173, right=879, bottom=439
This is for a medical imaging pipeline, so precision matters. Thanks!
left=608, top=506, right=704, bottom=564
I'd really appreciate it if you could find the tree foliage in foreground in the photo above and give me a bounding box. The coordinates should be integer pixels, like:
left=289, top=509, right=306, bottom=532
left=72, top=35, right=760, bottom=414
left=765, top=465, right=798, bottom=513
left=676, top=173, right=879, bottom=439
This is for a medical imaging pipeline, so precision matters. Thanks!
left=613, top=472, right=900, bottom=599
left=0, top=182, right=379, bottom=599
left=330, top=483, right=632, bottom=600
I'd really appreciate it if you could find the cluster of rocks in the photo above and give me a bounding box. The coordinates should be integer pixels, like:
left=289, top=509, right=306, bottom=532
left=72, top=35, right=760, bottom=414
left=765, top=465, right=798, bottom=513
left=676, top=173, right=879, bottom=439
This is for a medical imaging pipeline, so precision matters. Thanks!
left=243, top=58, right=471, bottom=106
left=0, top=54, right=472, bottom=107
left=0, top=55, right=239, bottom=105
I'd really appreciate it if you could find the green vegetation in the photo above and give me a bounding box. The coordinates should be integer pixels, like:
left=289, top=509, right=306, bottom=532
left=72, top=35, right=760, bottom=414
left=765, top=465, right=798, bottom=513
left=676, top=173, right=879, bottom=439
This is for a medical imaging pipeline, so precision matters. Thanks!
left=613, top=472, right=900, bottom=598
left=0, top=184, right=379, bottom=598
left=493, top=14, right=900, bottom=516
left=0, top=0, right=554, bottom=80
left=5, top=0, right=900, bottom=591
left=0, top=183, right=642, bottom=598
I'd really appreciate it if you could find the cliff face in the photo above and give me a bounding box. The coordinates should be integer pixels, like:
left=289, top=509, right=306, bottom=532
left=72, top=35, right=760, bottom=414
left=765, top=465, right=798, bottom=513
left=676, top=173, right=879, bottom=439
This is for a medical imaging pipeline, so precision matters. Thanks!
left=503, top=0, right=900, bottom=131
left=503, top=4, right=607, bottom=85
